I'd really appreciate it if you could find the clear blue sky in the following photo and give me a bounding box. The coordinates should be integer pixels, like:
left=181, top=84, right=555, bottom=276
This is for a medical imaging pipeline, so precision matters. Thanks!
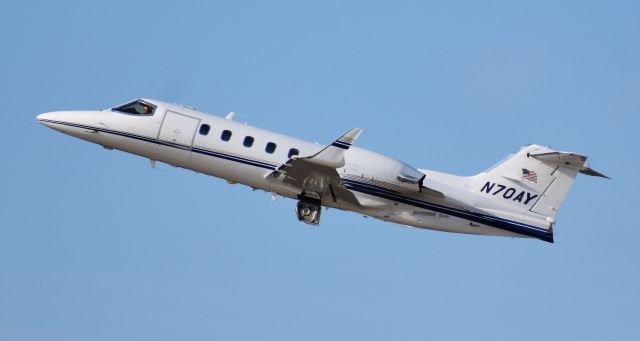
left=2, top=1, right=638, bottom=340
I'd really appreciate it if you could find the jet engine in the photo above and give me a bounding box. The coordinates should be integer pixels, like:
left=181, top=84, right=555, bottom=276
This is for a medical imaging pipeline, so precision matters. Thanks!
left=395, top=164, right=426, bottom=192
left=344, top=149, right=427, bottom=193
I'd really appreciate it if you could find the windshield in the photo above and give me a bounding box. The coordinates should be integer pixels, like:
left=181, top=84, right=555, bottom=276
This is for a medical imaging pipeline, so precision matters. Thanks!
left=113, top=100, right=156, bottom=115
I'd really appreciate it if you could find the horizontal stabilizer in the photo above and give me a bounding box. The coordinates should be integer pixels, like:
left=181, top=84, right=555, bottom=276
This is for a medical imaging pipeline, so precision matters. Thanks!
left=529, top=151, right=609, bottom=179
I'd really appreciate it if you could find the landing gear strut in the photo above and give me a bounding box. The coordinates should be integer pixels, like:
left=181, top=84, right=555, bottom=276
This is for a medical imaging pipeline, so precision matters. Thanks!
left=296, top=197, right=322, bottom=225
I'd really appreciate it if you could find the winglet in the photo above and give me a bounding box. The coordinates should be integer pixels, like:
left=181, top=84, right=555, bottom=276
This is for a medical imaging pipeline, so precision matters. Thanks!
left=331, top=128, right=363, bottom=150
left=305, top=128, right=363, bottom=168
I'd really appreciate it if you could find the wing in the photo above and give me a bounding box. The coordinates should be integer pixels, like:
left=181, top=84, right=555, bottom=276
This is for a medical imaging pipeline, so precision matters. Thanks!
left=266, top=128, right=363, bottom=206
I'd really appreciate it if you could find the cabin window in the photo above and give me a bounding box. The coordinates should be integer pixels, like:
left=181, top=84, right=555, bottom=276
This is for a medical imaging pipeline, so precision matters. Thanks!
left=288, top=148, right=299, bottom=158
left=199, top=124, right=210, bottom=136
left=243, top=136, right=255, bottom=147
left=221, top=130, right=232, bottom=141
left=112, top=100, right=156, bottom=116
left=265, top=142, right=277, bottom=154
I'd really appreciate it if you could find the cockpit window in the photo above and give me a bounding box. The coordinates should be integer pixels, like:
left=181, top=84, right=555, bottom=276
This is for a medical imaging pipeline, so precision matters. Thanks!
left=113, top=100, right=156, bottom=116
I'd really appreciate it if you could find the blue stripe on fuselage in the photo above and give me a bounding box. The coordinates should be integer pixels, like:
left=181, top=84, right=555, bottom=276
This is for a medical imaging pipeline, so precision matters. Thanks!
left=40, top=119, right=553, bottom=242
left=38, top=119, right=278, bottom=169
left=342, top=179, right=552, bottom=242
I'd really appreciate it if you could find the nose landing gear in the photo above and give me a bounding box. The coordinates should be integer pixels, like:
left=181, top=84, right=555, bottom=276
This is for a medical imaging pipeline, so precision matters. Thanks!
left=296, top=197, right=322, bottom=225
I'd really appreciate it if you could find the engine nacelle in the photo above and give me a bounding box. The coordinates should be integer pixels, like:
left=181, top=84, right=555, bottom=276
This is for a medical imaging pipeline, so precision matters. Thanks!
left=345, top=149, right=426, bottom=192
left=395, top=163, right=426, bottom=191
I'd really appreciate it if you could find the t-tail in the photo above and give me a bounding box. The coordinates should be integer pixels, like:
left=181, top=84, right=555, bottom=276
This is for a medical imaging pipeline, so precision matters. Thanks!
left=471, top=144, right=608, bottom=243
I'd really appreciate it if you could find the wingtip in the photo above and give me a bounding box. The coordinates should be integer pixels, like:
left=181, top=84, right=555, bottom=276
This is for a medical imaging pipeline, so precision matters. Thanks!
left=348, top=127, right=364, bottom=137
left=340, top=128, right=363, bottom=145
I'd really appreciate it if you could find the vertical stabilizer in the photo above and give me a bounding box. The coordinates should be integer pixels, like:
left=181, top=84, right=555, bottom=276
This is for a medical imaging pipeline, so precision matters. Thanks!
left=472, top=145, right=607, bottom=236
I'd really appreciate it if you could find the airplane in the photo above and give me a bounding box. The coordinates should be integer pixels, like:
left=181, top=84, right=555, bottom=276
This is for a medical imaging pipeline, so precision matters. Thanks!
left=36, top=98, right=608, bottom=243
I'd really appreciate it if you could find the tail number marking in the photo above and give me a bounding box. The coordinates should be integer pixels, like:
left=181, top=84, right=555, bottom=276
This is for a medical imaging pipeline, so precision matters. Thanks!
left=481, top=182, right=539, bottom=205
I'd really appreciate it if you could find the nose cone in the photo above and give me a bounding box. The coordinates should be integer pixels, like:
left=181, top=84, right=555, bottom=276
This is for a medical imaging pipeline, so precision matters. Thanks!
left=36, top=112, right=50, bottom=121
left=36, top=110, right=104, bottom=144
left=36, top=111, right=60, bottom=128
left=36, top=110, right=92, bottom=133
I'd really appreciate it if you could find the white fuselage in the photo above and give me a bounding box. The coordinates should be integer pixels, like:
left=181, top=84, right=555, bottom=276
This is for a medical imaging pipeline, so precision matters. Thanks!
left=37, top=99, right=544, bottom=240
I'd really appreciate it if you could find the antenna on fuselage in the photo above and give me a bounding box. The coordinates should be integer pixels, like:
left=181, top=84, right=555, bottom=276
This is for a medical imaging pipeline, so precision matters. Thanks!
left=149, top=159, right=166, bottom=172
left=225, top=112, right=235, bottom=120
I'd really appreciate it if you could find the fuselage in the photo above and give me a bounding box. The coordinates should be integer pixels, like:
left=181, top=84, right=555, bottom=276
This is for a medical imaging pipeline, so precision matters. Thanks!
left=36, top=99, right=549, bottom=240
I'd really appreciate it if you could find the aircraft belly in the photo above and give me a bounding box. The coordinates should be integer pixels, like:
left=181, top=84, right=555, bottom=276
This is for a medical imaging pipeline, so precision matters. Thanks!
left=352, top=192, right=391, bottom=208
left=359, top=202, right=527, bottom=238
left=190, top=151, right=273, bottom=190
left=101, top=133, right=157, bottom=158
left=155, top=143, right=191, bottom=168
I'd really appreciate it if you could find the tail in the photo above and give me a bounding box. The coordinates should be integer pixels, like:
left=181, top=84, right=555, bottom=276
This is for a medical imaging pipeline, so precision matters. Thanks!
left=472, top=144, right=608, bottom=242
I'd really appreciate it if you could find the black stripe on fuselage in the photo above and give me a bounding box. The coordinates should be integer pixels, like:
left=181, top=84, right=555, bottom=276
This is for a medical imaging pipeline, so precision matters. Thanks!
left=38, top=119, right=278, bottom=169
left=40, top=119, right=552, bottom=242
left=342, top=179, right=552, bottom=242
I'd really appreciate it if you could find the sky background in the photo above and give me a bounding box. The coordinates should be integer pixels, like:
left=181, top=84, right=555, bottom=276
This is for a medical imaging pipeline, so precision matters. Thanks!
left=1, top=0, right=639, bottom=340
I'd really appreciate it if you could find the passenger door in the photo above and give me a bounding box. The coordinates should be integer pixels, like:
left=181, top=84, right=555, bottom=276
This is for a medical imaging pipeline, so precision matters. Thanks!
left=157, top=110, right=200, bottom=167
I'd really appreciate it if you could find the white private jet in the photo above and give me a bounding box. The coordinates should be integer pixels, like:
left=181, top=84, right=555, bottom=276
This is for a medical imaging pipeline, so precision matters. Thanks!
left=37, top=99, right=608, bottom=243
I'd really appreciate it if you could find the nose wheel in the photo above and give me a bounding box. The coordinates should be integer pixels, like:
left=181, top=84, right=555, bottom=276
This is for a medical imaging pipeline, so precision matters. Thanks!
left=296, top=197, right=322, bottom=225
